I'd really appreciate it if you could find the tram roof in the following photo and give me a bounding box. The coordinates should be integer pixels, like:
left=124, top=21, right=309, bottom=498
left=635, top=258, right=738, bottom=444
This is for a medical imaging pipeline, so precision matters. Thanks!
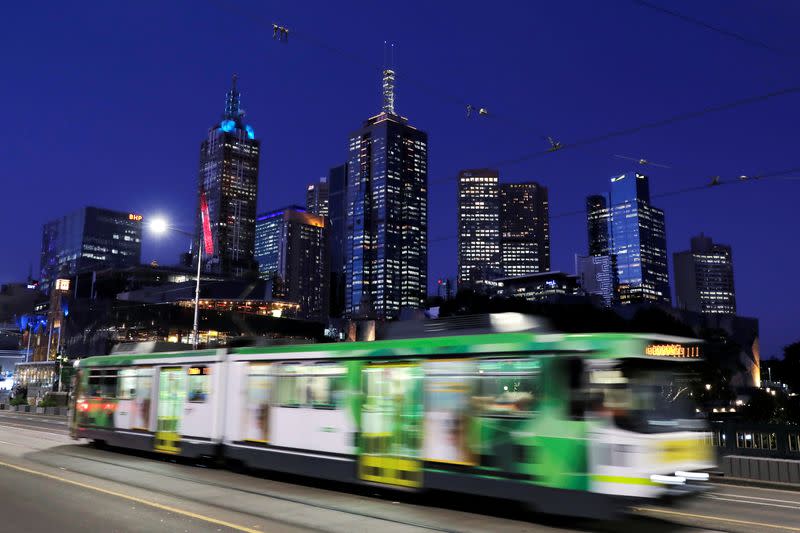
left=76, top=332, right=701, bottom=368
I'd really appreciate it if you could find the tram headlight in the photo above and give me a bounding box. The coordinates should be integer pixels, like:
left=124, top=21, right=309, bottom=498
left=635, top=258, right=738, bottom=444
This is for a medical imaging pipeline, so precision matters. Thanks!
left=675, top=471, right=709, bottom=481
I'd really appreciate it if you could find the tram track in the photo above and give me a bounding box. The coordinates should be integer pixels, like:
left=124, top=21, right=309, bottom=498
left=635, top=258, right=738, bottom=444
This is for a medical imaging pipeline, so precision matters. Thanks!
left=28, top=442, right=458, bottom=533
left=6, top=418, right=798, bottom=532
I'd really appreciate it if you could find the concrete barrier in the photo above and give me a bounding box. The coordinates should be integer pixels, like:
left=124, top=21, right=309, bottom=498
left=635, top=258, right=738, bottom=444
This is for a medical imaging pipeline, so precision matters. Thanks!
left=722, top=455, right=800, bottom=484
left=0, top=404, right=70, bottom=416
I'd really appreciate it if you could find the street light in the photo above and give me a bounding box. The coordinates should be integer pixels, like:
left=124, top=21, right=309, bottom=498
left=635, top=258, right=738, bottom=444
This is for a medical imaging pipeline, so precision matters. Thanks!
left=147, top=217, right=203, bottom=349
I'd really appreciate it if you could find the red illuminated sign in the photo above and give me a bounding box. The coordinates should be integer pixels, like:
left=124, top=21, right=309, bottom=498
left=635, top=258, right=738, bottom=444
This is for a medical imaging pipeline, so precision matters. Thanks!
left=200, top=191, right=214, bottom=255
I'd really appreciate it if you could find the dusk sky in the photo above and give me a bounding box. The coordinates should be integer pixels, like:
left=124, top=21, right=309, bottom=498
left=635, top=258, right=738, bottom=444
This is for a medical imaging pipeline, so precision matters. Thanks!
left=1, top=1, right=797, bottom=357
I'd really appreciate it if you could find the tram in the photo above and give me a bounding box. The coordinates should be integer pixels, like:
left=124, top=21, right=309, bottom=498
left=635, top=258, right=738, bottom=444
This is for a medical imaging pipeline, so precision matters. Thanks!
left=70, top=316, right=713, bottom=518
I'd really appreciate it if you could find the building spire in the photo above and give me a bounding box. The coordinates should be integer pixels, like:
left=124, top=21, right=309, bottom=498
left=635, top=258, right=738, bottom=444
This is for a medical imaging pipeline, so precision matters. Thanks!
left=382, top=69, right=395, bottom=115
left=382, top=41, right=396, bottom=115
left=224, top=73, right=241, bottom=119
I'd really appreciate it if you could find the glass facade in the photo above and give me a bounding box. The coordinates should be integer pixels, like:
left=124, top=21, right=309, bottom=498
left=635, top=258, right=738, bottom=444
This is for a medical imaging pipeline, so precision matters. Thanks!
left=586, top=195, right=610, bottom=256
left=345, top=70, right=428, bottom=320
left=255, top=207, right=329, bottom=321
left=499, top=182, right=550, bottom=276
left=40, top=207, right=142, bottom=292
left=457, top=169, right=500, bottom=286
left=196, top=75, right=260, bottom=279
left=674, top=233, right=736, bottom=315
left=587, top=173, right=669, bottom=305
left=328, top=163, right=348, bottom=317
left=575, top=254, right=618, bottom=307
left=306, top=177, right=330, bottom=218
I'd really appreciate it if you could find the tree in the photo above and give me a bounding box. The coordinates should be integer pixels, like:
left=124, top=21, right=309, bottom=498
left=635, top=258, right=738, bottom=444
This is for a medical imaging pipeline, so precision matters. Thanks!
left=781, top=341, right=800, bottom=393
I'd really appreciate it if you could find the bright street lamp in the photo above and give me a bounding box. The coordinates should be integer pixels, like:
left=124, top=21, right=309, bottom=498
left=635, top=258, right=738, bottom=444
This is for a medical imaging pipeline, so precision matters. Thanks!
left=148, top=217, right=169, bottom=235
left=146, top=218, right=202, bottom=350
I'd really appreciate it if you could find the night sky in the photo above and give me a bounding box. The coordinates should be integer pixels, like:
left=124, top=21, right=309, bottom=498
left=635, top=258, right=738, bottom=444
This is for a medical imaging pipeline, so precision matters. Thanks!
left=2, top=1, right=798, bottom=358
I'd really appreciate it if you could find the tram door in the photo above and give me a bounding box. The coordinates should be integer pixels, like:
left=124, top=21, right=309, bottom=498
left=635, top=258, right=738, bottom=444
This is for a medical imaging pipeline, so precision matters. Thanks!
left=359, top=363, right=423, bottom=488
left=155, top=367, right=185, bottom=454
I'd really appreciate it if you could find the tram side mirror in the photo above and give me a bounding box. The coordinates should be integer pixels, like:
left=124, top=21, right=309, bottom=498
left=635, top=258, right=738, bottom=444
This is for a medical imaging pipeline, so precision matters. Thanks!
left=567, top=358, right=585, bottom=420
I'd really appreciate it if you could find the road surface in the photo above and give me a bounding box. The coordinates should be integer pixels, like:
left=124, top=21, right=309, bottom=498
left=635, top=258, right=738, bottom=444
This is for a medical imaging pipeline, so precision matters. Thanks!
left=0, top=410, right=797, bottom=532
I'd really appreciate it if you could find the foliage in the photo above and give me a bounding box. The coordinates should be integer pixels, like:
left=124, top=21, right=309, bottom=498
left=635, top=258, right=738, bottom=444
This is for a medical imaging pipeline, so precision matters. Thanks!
left=9, top=395, right=28, bottom=406
left=779, top=341, right=800, bottom=393
left=37, top=396, right=59, bottom=408
left=738, top=389, right=800, bottom=425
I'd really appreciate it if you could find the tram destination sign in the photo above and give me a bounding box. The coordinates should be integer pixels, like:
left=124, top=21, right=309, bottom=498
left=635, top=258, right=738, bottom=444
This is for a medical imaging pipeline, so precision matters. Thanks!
left=645, top=343, right=700, bottom=358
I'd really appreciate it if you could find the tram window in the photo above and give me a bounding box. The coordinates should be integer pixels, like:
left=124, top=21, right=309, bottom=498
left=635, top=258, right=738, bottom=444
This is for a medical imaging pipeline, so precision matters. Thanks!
left=309, top=365, right=346, bottom=409
left=117, top=368, right=137, bottom=400
left=276, top=364, right=307, bottom=407
left=276, top=364, right=346, bottom=408
left=474, top=359, right=540, bottom=416
left=187, top=366, right=210, bottom=403
left=89, top=370, right=118, bottom=398
left=88, top=372, right=102, bottom=396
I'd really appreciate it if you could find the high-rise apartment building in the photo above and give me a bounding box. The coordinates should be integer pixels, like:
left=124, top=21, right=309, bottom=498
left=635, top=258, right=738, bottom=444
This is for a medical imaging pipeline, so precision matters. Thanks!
left=196, top=75, right=260, bottom=279
left=255, top=206, right=328, bottom=321
left=499, top=182, right=550, bottom=276
left=674, top=233, right=736, bottom=315
left=344, top=70, right=428, bottom=320
left=587, top=172, right=669, bottom=305
left=457, top=169, right=500, bottom=286
left=306, top=177, right=330, bottom=218
left=40, top=207, right=142, bottom=292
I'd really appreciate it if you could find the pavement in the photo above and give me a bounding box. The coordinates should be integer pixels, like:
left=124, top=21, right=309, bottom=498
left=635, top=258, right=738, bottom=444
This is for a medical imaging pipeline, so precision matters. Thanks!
left=0, top=410, right=798, bottom=532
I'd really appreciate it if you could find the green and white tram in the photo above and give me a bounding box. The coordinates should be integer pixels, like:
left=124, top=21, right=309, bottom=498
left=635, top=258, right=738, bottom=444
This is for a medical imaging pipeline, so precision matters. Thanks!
left=71, top=323, right=713, bottom=518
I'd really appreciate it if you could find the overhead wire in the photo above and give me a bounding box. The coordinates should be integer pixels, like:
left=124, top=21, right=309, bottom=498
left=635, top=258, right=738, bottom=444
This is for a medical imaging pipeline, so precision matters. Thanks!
left=210, top=0, right=800, bottom=193
left=209, top=2, right=799, bottom=249
left=427, top=165, right=800, bottom=244
left=632, top=0, right=798, bottom=60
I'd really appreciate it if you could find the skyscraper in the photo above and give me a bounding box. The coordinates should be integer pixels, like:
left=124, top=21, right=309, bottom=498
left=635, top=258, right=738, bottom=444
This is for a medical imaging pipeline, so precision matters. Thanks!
left=345, top=69, right=428, bottom=319
left=327, top=163, right=348, bottom=317
left=674, top=233, right=736, bottom=315
left=40, top=207, right=142, bottom=292
left=457, top=169, right=500, bottom=286
left=588, top=172, right=669, bottom=305
left=196, top=75, right=260, bottom=279
left=255, top=206, right=329, bottom=321
left=575, top=254, right=618, bottom=307
left=306, top=177, right=330, bottom=217
left=499, top=182, right=550, bottom=276
left=586, top=195, right=610, bottom=256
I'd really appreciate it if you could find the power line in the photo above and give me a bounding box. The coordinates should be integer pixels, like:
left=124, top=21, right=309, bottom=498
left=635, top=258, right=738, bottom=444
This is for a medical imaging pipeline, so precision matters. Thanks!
left=428, top=165, right=800, bottom=244
left=632, top=0, right=797, bottom=60
left=210, top=1, right=499, bottom=120
left=460, top=84, right=800, bottom=178
left=210, top=1, right=800, bottom=192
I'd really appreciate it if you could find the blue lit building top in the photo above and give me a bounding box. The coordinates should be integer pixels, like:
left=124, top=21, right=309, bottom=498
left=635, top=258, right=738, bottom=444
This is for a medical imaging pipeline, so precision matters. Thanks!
left=216, top=73, right=256, bottom=139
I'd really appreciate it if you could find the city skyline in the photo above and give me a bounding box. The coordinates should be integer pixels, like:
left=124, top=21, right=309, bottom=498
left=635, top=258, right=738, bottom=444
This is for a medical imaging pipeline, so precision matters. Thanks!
left=1, top=1, right=798, bottom=356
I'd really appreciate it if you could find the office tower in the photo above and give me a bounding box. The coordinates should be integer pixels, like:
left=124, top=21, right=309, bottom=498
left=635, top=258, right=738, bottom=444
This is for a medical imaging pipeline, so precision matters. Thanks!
left=674, top=233, right=736, bottom=315
left=575, top=254, right=618, bottom=307
left=457, top=169, right=500, bottom=286
left=586, top=195, right=611, bottom=256
left=499, top=182, right=550, bottom=276
left=306, top=177, right=330, bottom=217
left=40, top=207, right=142, bottom=292
left=196, top=74, right=260, bottom=279
left=327, top=163, right=348, bottom=317
left=255, top=206, right=329, bottom=321
left=588, top=172, right=669, bottom=305
left=344, top=69, right=428, bottom=320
